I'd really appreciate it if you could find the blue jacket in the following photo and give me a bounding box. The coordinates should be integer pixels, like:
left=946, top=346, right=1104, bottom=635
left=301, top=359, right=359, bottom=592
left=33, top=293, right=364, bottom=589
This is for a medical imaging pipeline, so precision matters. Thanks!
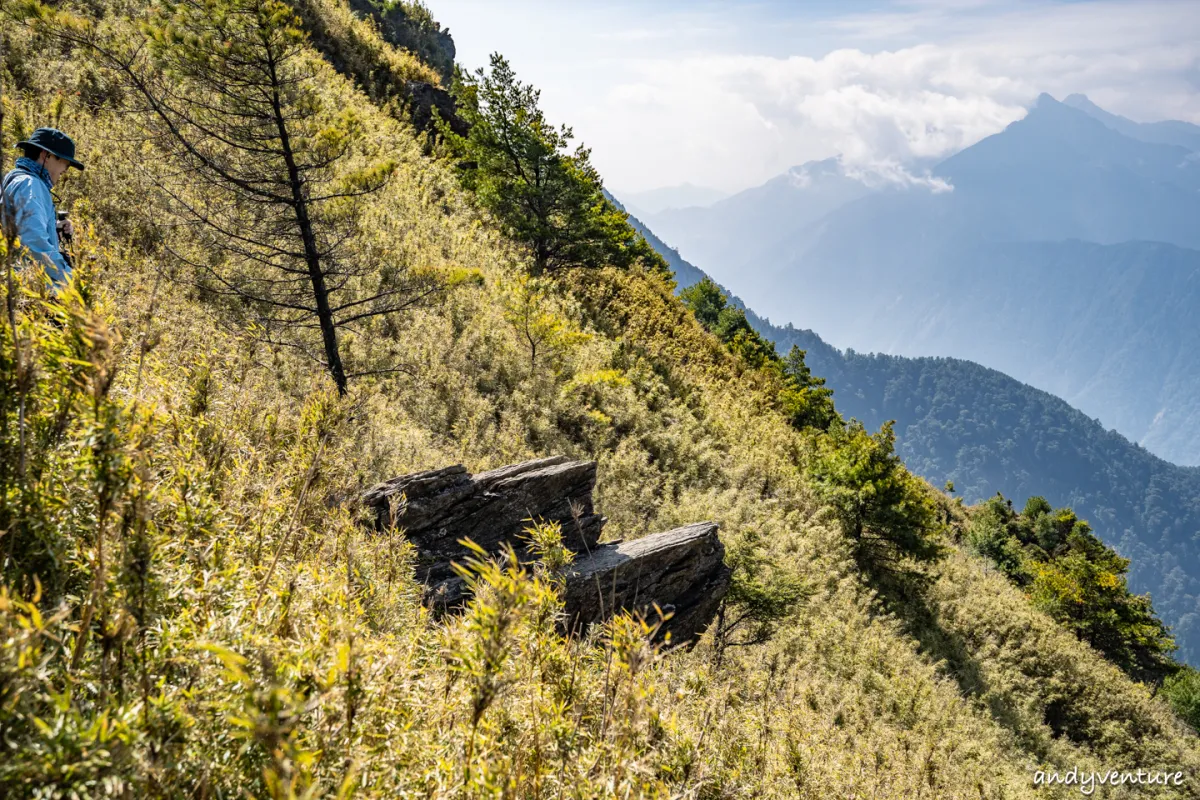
left=1, top=156, right=72, bottom=286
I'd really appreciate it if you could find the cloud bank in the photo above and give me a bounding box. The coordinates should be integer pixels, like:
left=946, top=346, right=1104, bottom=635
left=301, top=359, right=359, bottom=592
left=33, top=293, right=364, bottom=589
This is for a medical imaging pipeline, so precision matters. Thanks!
left=434, top=0, right=1200, bottom=193
left=608, top=45, right=1028, bottom=191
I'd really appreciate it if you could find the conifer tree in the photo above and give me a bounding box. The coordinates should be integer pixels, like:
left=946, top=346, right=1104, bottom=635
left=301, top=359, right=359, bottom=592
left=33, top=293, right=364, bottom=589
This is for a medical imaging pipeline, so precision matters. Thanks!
left=780, top=345, right=837, bottom=430
left=444, top=53, right=660, bottom=276
left=23, top=0, right=434, bottom=394
left=810, top=421, right=943, bottom=574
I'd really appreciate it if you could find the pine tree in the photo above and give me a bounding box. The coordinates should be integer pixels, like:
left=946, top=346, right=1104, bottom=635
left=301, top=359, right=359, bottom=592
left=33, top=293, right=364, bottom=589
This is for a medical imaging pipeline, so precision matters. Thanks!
left=810, top=421, right=943, bottom=574
left=443, top=53, right=660, bottom=276
left=26, top=0, right=437, bottom=393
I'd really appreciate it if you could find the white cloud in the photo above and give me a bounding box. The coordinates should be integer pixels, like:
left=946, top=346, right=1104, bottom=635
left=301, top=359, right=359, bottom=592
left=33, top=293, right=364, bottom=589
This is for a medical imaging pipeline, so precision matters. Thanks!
left=594, top=46, right=1031, bottom=191
left=432, top=0, right=1200, bottom=193
left=842, top=159, right=954, bottom=193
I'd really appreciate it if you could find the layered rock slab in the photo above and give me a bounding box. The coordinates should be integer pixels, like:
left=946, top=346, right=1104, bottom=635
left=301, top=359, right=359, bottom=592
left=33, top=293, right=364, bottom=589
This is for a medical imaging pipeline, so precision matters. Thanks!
left=562, top=522, right=730, bottom=642
left=362, top=456, right=604, bottom=604
left=363, top=457, right=730, bottom=640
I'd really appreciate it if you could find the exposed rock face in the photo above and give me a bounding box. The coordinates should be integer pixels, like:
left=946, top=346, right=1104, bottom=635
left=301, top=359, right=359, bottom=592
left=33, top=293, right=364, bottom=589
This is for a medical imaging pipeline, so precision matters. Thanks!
left=562, top=522, right=730, bottom=642
left=331, top=0, right=465, bottom=136
left=404, top=81, right=469, bottom=137
left=362, top=456, right=604, bottom=606
left=347, top=0, right=456, bottom=84
left=363, top=457, right=730, bottom=640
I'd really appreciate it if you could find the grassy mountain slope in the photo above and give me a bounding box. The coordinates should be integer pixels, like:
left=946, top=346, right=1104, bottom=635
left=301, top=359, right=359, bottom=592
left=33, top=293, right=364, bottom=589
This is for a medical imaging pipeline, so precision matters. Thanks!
left=629, top=208, right=1200, bottom=668
left=785, top=335, right=1200, bottom=667
left=1, top=2, right=1198, bottom=797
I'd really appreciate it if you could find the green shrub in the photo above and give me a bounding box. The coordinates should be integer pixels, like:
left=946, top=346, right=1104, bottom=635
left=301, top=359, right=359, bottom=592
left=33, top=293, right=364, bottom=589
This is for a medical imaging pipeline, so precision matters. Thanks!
left=1163, top=667, right=1200, bottom=732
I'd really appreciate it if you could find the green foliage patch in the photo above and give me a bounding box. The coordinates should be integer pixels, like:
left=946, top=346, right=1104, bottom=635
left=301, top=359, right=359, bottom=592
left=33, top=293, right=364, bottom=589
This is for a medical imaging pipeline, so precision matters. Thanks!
left=681, top=277, right=838, bottom=432
left=967, top=495, right=1178, bottom=684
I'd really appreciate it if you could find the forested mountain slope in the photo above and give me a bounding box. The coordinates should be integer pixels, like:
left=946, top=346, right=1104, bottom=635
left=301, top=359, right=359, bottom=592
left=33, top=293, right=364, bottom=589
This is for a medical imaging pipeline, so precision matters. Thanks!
left=785, top=330, right=1200, bottom=667
left=1, top=1, right=1197, bottom=796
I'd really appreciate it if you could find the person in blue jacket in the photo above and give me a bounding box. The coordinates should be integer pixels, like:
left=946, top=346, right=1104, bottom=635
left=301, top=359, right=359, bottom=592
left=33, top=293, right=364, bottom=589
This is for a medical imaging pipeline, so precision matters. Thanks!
left=1, top=128, right=84, bottom=289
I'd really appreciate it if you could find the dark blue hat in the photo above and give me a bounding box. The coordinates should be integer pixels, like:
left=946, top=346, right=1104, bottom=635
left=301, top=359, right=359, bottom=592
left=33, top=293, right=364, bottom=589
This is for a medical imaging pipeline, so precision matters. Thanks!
left=15, top=127, right=84, bottom=170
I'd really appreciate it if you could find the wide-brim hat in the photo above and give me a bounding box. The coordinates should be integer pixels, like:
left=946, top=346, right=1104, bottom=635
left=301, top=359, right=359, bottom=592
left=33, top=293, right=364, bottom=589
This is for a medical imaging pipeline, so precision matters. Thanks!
left=15, top=127, right=84, bottom=170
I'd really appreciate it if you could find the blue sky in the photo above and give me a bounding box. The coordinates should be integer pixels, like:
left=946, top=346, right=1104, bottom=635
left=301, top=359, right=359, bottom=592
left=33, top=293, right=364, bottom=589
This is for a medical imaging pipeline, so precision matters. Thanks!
left=430, top=1, right=1200, bottom=193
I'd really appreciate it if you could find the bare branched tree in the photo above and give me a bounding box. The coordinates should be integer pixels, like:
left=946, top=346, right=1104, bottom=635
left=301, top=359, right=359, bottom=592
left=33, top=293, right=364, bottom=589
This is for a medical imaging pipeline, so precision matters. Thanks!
left=18, top=0, right=439, bottom=393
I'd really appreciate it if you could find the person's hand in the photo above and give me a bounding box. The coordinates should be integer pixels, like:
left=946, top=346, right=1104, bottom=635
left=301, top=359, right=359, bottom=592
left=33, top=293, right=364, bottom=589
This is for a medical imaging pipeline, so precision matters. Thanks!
left=57, top=218, right=74, bottom=241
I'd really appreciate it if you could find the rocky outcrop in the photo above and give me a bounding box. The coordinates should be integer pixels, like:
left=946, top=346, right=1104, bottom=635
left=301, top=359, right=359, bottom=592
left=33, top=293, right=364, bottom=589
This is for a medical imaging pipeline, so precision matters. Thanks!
left=562, top=522, right=730, bottom=642
left=363, top=457, right=730, bottom=640
left=316, top=0, right=465, bottom=136
left=347, top=0, right=456, bottom=84
left=403, top=80, right=469, bottom=137
left=363, top=456, right=604, bottom=606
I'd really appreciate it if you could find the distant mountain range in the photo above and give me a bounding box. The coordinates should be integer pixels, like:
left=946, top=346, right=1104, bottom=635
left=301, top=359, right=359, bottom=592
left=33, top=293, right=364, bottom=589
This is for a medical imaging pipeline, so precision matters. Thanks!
left=624, top=203, right=1200, bottom=666
left=1063, top=93, right=1200, bottom=152
left=639, top=159, right=872, bottom=293
left=625, top=94, right=1200, bottom=466
left=613, top=182, right=729, bottom=217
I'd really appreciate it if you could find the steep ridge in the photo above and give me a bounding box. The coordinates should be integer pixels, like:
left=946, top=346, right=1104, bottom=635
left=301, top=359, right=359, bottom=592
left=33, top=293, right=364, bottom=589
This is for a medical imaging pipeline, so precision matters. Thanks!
left=631, top=219, right=1200, bottom=665
left=852, top=239, right=1200, bottom=466
left=1064, top=93, right=1200, bottom=152
left=2, top=2, right=1198, bottom=795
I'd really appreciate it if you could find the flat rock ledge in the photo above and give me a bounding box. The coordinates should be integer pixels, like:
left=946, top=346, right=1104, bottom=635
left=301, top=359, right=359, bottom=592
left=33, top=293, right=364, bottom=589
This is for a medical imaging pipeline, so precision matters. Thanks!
left=362, top=455, right=604, bottom=605
left=362, top=457, right=730, bottom=641
left=562, top=522, right=730, bottom=643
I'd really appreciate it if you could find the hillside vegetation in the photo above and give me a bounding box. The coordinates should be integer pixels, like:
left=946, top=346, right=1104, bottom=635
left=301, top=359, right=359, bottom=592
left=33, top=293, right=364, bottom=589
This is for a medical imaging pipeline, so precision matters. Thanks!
left=1, top=1, right=1198, bottom=797
left=778, top=330, right=1200, bottom=668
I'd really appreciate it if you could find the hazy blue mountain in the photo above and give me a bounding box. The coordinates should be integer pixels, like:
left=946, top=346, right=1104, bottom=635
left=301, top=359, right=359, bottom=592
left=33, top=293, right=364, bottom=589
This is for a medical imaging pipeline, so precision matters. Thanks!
left=930, top=93, right=1200, bottom=245
left=663, top=94, right=1200, bottom=465
left=615, top=183, right=729, bottom=216
left=860, top=240, right=1200, bottom=466
left=1063, top=93, right=1200, bottom=152
left=628, top=224, right=705, bottom=287
left=631, top=222, right=1200, bottom=665
left=738, top=235, right=1200, bottom=465
left=609, top=194, right=707, bottom=288
left=640, top=158, right=873, bottom=290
